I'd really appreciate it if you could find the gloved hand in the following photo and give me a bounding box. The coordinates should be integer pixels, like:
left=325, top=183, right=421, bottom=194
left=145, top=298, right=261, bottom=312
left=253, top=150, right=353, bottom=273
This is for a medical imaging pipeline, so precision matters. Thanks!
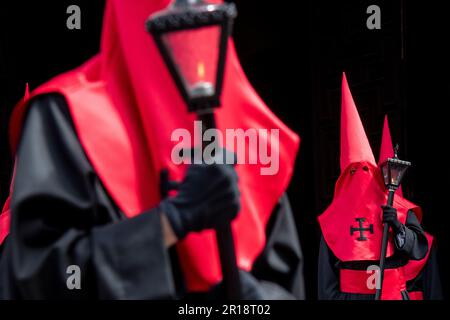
left=381, top=205, right=402, bottom=233
left=160, top=162, right=240, bottom=240
left=210, top=270, right=265, bottom=300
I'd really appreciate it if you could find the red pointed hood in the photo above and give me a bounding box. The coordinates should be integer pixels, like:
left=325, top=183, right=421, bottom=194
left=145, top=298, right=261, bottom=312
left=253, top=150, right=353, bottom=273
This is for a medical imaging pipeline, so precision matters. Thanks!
left=318, top=73, right=419, bottom=261
left=7, top=0, right=300, bottom=291
left=379, top=115, right=395, bottom=165
left=379, top=115, right=403, bottom=197
left=340, top=72, right=376, bottom=172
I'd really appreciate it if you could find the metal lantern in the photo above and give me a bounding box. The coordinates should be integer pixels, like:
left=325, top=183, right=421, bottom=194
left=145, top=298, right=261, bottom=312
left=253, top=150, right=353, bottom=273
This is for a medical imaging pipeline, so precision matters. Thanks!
left=379, top=145, right=411, bottom=191
left=376, top=144, right=411, bottom=300
left=146, top=0, right=237, bottom=112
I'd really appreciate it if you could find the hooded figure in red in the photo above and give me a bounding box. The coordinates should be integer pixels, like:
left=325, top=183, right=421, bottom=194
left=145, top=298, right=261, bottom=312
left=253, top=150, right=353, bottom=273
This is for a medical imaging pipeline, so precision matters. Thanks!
left=317, top=73, right=428, bottom=300
left=0, top=0, right=304, bottom=299
left=379, top=116, right=443, bottom=300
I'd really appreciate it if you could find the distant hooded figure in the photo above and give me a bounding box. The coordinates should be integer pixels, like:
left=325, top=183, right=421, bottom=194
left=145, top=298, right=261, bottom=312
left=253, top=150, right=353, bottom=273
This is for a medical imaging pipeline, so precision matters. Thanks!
left=379, top=116, right=442, bottom=300
left=0, top=0, right=304, bottom=299
left=317, top=73, right=429, bottom=300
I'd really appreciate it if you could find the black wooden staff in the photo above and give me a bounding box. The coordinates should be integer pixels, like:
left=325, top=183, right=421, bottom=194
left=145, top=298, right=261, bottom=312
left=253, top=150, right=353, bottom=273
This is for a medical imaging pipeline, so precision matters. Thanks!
left=375, top=146, right=410, bottom=300
left=197, top=110, right=241, bottom=300
left=375, top=188, right=395, bottom=300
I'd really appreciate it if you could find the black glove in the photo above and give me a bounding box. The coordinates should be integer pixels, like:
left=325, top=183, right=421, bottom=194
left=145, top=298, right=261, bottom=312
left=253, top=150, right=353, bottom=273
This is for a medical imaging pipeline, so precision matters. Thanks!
left=160, top=162, right=240, bottom=240
left=210, top=270, right=265, bottom=300
left=381, top=205, right=402, bottom=233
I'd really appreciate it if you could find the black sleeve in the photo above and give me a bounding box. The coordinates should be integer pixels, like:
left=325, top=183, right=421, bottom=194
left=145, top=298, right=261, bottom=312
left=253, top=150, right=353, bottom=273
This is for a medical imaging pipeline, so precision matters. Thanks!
left=251, top=194, right=305, bottom=299
left=395, top=210, right=428, bottom=261
left=2, top=94, right=174, bottom=299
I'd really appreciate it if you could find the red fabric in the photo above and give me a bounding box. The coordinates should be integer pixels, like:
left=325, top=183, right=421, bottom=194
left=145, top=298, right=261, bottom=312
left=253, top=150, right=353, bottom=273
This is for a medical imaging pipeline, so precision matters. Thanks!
left=0, top=175, right=13, bottom=245
left=400, top=233, right=433, bottom=301
left=0, top=197, right=10, bottom=244
left=24, top=83, right=30, bottom=100
left=319, top=162, right=420, bottom=261
left=379, top=115, right=403, bottom=197
left=408, top=291, right=424, bottom=300
left=340, top=72, right=376, bottom=171
left=6, top=0, right=299, bottom=291
left=340, top=268, right=406, bottom=300
left=318, top=73, right=420, bottom=262
left=400, top=232, right=433, bottom=301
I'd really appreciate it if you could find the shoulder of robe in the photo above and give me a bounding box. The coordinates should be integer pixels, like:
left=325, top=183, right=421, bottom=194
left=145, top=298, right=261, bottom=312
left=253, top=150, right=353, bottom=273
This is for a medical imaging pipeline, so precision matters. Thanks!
left=23, top=93, right=72, bottom=126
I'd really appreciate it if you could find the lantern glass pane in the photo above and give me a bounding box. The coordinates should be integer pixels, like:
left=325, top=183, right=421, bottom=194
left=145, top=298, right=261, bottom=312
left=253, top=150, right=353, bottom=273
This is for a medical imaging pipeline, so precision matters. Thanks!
left=381, top=163, right=390, bottom=186
left=390, top=165, right=401, bottom=186
left=162, top=25, right=221, bottom=99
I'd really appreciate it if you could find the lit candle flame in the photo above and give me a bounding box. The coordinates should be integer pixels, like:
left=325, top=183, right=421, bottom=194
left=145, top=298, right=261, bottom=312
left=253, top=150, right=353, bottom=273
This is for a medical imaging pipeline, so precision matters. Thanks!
left=197, top=61, right=205, bottom=80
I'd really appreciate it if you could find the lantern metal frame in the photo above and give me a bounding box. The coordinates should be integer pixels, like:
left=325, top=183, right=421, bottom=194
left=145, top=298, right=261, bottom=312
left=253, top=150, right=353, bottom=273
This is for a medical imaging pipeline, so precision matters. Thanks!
left=146, top=0, right=237, bottom=112
left=379, top=152, right=411, bottom=191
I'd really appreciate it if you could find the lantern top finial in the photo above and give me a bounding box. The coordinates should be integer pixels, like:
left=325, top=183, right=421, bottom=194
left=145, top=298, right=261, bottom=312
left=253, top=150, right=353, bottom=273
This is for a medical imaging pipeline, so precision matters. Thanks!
left=394, top=144, right=399, bottom=158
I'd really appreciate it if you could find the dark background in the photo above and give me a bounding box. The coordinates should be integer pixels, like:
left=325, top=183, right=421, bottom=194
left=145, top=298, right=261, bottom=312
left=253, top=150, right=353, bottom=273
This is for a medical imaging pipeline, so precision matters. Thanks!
left=1, top=1, right=449, bottom=299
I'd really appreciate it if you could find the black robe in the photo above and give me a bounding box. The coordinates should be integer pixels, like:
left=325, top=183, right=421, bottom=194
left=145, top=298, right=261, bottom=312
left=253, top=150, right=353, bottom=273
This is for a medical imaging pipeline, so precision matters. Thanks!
left=0, top=94, right=305, bottom=300
left=318, top=211, right=443, bottom=300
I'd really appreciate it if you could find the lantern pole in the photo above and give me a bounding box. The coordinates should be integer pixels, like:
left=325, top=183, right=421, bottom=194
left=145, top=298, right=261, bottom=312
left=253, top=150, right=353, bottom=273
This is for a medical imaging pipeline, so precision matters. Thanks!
left=375, top=187, right=396, bottom=300
left=375, top=145, right=410, bottom=300
left=147, top=0, right=241, bottom=299
left=198, top=109, right=242, bottom=300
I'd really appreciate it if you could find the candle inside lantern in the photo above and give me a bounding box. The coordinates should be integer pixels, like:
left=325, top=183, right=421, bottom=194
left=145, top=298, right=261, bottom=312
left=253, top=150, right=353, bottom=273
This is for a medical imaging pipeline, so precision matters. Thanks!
left=191, top=81, right=214, bottom=98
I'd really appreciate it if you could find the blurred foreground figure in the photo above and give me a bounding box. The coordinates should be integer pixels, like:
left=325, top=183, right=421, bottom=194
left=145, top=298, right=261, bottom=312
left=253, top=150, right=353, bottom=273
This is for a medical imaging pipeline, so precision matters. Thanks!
left=317, top=73, right=437, bottom=300
left=0, top=0, right=303, bottom=299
